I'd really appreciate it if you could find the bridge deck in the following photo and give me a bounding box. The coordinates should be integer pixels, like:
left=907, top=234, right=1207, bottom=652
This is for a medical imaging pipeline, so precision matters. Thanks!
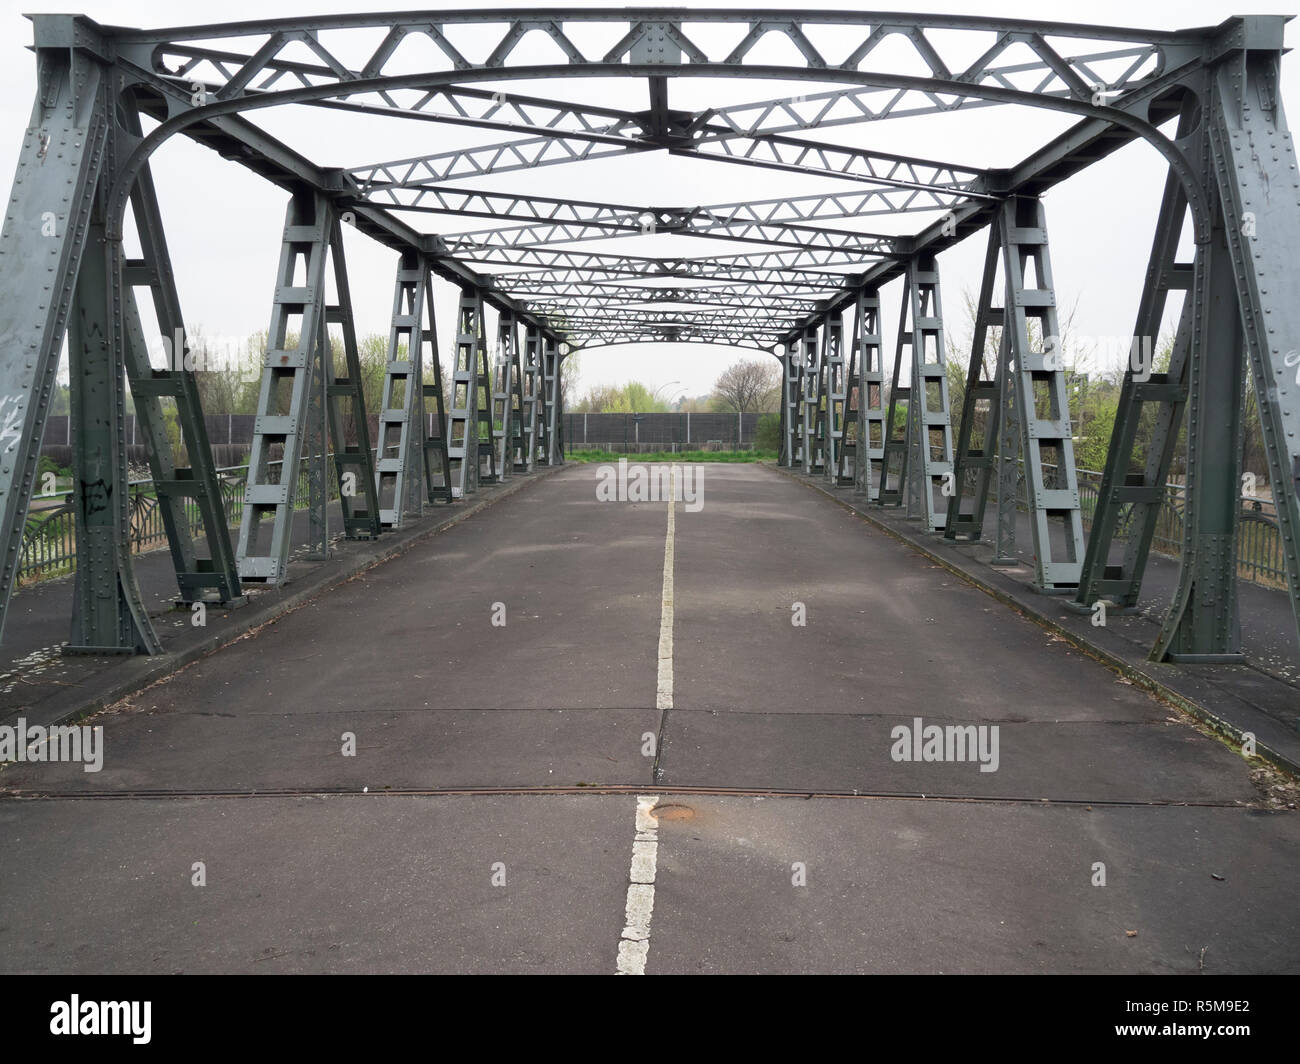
left=1, top=464, right=1296, bottom=973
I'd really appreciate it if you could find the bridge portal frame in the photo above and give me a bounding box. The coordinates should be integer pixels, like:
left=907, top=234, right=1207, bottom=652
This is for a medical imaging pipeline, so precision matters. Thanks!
left=0, top=10, right=1296, bottom=663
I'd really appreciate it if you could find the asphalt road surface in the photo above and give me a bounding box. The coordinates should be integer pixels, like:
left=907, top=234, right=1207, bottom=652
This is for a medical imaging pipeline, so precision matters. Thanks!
left=1, top=464, right=1295, bottom=973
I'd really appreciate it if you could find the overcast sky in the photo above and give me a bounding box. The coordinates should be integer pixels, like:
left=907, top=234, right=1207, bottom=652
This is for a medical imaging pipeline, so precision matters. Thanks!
left=1, top=0, right=1296, bottom=402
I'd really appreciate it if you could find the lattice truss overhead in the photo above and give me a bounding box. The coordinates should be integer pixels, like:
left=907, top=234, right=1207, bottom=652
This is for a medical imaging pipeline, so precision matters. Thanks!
left=1, top=10, right=1298, bottom=663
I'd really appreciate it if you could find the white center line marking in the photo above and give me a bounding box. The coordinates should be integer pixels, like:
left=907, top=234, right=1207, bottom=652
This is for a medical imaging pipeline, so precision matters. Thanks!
left=615, top=794, right=660, bottom=975
left=656, top=467, right=675, bottom=712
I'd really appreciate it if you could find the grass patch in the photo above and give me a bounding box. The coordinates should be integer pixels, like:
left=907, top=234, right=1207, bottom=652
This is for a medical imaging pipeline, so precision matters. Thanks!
left=566, top=448, right=776, bottom=464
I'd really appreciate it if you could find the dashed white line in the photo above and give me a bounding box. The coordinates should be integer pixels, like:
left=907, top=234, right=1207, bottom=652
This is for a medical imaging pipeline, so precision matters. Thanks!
left=615, top=794, right=660, bottom=975
left=616, top=469, right=678, bottom=973
left=656, top=467, right=675, bottom=711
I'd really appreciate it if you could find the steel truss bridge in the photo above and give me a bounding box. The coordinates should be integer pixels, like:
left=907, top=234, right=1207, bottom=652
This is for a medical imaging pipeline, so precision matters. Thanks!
left=0, top=9, right=1297, bottom=664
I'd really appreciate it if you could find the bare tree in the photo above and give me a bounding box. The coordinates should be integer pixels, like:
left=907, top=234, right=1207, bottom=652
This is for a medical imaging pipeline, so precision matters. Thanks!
left=711, top=358, right=780, bottom=413
left=559, top=352, right=580, bottom=411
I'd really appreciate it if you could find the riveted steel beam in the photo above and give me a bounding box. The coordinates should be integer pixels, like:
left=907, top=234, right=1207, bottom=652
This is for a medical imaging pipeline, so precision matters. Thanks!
left=121, top=104, right=245, bottom=607
left=0, top=45, right=110, bottom=644
left=375, top=253, right=432, bottom=528
left=850, top=289, right=885, bottom=497
left=66, top=116, right=162, bottom=654
left=236, top=190, right=333, bottom=584
left=5, top=10, right=1299, bottom=658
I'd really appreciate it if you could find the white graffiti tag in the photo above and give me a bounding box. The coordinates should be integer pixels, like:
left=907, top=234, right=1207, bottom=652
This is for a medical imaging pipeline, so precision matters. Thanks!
left=0, top=395, right=24, bottom=455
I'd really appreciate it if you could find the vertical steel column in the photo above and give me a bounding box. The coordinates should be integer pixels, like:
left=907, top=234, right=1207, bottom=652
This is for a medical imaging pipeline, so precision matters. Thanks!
left=903, top=256, right=954, bottom=532
left=822, top=314, right=846, bottom=482
left=419, top=267, right=452, bottom=503
left=236, top=190, right=331, bottom=584
left=852, top=288, right=885, bottom=498
left=520, top=323, right=542, bottom=472
left=555, top=350, right=566, bottom=463
left=833, top=323, right=857, bottom=484
left=812, top=322, right=831, bottom=474
left=878, top=281, right=913, bottom=508
left=992, top=329, right=1020, bottom=566
left=375, top=253, right=429, bottom=527
left=537, top=334, right=561, bottom=466
left=1076, top=101, right=1199, bottom=611
left=1147, top=74, right=1248, bottom=661
left=1153, top=203, right=1246, bottom=659
left=800, top=323, right=821, bottom=474
left=476, top=307, right=498, bottom=484
left=834, top=304, right=862, bottom=486
left=323, top=222, right=382, bottom=536
left=305, top=319, right=329, bottom=558
left=120, top=290, right=198, bottom=576
left=121, top=111, right=244, bottom=606
left=66, top=123, right=161, bottom=654
left=945, top=225, right=1004, bottom=543
left=780, top=340, right=802, bottom=467
left=448, top=288, right=487, bottom=496
left=500, top=316, right=527, bottom=473
left=546, top=341, right=565, bottom=465
left=0, top=43, right=109, bottom=643
left=490, top=314, right=519, bottom=479
left=535, top=333, right=553, bottom=466
left=999, top=197, right=1083, bottom=589
left=1192, top=40, right=1300, bottom=656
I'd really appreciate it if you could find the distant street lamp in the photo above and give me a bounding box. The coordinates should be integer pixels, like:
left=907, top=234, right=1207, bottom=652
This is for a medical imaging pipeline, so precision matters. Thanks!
left=651, top=380, right=681, bottom=407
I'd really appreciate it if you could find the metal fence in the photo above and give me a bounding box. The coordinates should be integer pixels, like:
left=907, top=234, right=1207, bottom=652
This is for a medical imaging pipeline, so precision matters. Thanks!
left=19, top=456, right=1290, bottom=591
left=1007, top=462, right=1287, bottom=589
left=18, top=456, right=332, bottom=585
left=563, top=411, right=763, bottom=451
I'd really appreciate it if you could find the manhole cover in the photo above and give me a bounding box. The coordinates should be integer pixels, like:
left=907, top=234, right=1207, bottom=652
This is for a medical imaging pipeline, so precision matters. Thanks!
left=652, top=803, right=695, bottom=821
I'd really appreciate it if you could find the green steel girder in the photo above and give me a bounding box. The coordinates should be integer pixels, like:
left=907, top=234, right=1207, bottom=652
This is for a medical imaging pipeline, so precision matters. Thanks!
left=89, top=11, right=1229, bottom=355
left=779, top=337, right=803, bottom=469
left=491, top=313, right=524, bottom=479
left=537, top=337, right=563, bottom=467
left=520, top=323, right=543, bottom=473
left=1, top=10, right=1298, bottom=662
left=823, top=313, right=850, bottom=485
left=900, top=256, right=955, bottom=534
left=1076, top=100, right=1200, bottom=616
left=998, top=196, right=1085, bottom=591
left=448, top=288, right=490, bottom=497
left=236, top=190, right=333, bottom=584
left=877, top=285, right=914, bottom=511
left=792, top=325, right=818, bottom=473
left=375, top=254, right=433, bottom=529
left=1151, top=48, right=1300, bottom=662
left=851, top=288, right=885, bottom=499
left=0, top=47, right=110, bottom=644
left=323, top=221, right=384, bottom=538
left=943, top=222, right=1005, bottom=547
left=420, top=268, right=454, bottom=506
left=66, top=139, right=161, bottom=654
left=801, top=318, right=826, bottom=475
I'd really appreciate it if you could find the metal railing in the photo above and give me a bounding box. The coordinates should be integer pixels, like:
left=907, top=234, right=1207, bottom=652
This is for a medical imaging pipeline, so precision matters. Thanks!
left=1007, top=462, right=1287, bottom=589
left=18, top=456, right=334, bottom=585
left=20, top=456, right=1290, bottom=591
